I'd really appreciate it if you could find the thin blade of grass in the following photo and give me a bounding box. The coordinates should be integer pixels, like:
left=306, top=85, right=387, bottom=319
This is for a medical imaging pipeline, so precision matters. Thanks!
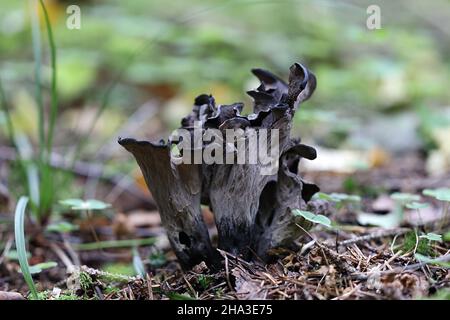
left=132, top=247, right=146, bottom=277
left=39, top=0, right=58, bottom=158
left=0, top=77, right=16, bottom=141
left=30, top=0, right=45, bottom=162
left=30, top=0, right=58, bottom=220
left=38, top=0, right=58, bottom=158
left=14, top=135, right=40, bottom=207
left=73, top=238, right=155, bottom=251
left=14, top=196, right=38, bottom=299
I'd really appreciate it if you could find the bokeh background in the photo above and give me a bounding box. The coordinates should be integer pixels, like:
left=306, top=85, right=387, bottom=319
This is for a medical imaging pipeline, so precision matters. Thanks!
left=1, top=0, right=450, bottom=206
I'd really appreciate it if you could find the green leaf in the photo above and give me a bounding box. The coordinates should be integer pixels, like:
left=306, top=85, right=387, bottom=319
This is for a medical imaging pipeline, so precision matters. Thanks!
left=149, top=252, right=167, bottom=268
left=390, top=192, right=420, bottom=203
left=314, top=192, right=337, bottom=202
left=423, top=188, right=450, bottom=202
left=420, top=233, right=442, bottom=242
left=330, top=193, right=361, bottom=202
left=132, top=248, right=146, bottom=278
left=357, top=212, right=401, bottom=228
left=26, top=261, right=58, bottom=275
left=59, top=198, right=84, bottom=208
left=415, top=254, right=450, bottom=267
left=5, top=250, right=31, bottom=261
left=406, top=202, right=429, bottom=210
left=46, top=221, right=79, bottom=233
left=292, top=209, right=332, bottom=228
left=14, top=196, right=38, bottom=299
left=444, top=232, right=450, bottom=242
left=59, top=198, right=111, bottom=211
left=314, top=192, right=361, bottom=203
left=166, top=292, right=196, bottom=300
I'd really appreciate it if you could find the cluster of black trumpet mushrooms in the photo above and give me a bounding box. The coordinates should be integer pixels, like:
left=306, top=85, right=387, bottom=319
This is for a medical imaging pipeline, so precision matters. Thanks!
left=119, top=63, right=325, bottom=270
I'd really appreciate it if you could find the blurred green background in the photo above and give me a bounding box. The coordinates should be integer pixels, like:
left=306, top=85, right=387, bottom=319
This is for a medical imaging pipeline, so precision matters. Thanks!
left=1, top=0, right=450, bottom=192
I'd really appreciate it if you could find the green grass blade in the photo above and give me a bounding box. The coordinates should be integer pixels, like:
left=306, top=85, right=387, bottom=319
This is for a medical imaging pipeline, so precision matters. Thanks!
left=30, top=0, right=45, bottom=162
left=38, top=0, right=58, bottom=159
left=14, top=135, right=41, bottom=211
left=73, top=238, right=155, bottom=251
left=0, top=77, right=16, bottom=141
left=132, top=247, right=146, bottom=277
left=14, top=196, right=38, bottom=299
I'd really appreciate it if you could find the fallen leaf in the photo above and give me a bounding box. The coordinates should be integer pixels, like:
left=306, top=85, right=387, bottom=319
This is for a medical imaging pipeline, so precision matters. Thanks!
left=232, top=268, right=266, bottom=300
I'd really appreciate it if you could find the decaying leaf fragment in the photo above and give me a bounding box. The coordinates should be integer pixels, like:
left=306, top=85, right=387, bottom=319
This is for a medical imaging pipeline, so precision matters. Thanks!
left=119, top=63, right=321, bottom=269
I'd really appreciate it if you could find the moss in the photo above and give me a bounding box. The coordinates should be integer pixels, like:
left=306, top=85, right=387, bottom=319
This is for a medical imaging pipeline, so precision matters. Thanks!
left=33, top=291, right=49, bottom=300
left=79, top=271, right=94, bottom=292
left=402, top=231, right=430, bottom=255
left=197, top=275, right=213, bottom=289
left=104, top=286, right=120, bottom=295
left=56, top=293, right=79, bottom=300
left=429, top=289, right=450, bottom=300
left=102, top=263, right=135, bottom=277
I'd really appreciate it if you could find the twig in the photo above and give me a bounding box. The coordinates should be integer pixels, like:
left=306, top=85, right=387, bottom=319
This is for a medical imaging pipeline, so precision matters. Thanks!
left=332, top=284, right=361, bottom=300
left=333, top=228, right=409, bottom=248
left=62, top=236, right=80, bottom=266
left=217, top=249, right=234, bottom=292
left=350, top=254, right=450, bottom=280
left=49, top=242, right=75, bottom=273
left=316, top=242, right=358, bottom=275
left=0, top=236, right=13, bottom=265
left=146, top=273, right=154, bottom=300
left=182, top=274, right=197, bottom=298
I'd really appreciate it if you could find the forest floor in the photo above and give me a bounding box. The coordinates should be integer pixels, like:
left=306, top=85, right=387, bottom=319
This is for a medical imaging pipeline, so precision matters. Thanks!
left=0, top=152, right=449, bottom=300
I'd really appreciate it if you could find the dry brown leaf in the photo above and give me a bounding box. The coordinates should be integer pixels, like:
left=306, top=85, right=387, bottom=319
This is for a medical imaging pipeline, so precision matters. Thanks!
left=232, top=268, right=266, bottom=300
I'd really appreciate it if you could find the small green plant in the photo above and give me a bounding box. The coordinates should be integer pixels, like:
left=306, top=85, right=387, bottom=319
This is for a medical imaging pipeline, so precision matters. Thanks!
left=1, top=0, right=116, bottom=225
left=292, top=209, right=332, bottom=228
left=390, top=192, right=421, bottom=203
left=420, top=232, right=442, bottom=242
left=102, top=263, right=136, bottom=277
left=423, top=188, right=450, bottom=227
left=5, top=250, right=31, bottom=261
left=56, top=293, right=79, bottom=300
left=132, top=248, right=146, bottom=277
left=166, top=292, right=196, bottom=300
left=148, top=251, right=167, bottom=268
left=14, top=196, right=60, bottom=299
left=401, top=231, right=430, bottom=255
left=59, top=198, right=111, bottom=244
left=1, top=0, right=60, bottom=223
left=358, top=192, right=422, bottom=228
left=427, top=289, right=450, bottom=300
left=406, top=202, right=429, bottom=227
left=46, top=221, right=79, bottom=233
left=423, top=188, right=450, bottom=201
left=444, top=232, right=450, bottom=242
left=27, top=261, right=58, bottom=275
left=14, top=196, right=38, bottom=299
left=406, top=202, right=429, bottom=210
left=314, top=192, right=361, bottom=211
left=198, top=275, right=213, bottom=289
left=59, top=199, right=111, bottom=211
left=414, top=253, right=450, bottom=268
left=79, top=272, right=94, bottom=292
left=390, top=192, right=421, bottom=222
left=104, top=286, right=121, bottom=296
